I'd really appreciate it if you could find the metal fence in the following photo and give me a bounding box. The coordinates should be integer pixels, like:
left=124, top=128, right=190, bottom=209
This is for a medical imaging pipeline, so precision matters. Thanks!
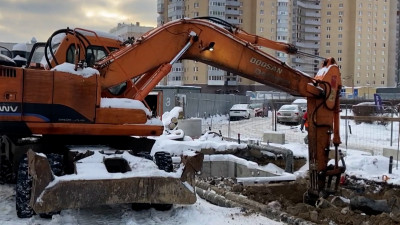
left=180, top=93, right=249, bottom=118
left=199, top=106, right=400, bottom=160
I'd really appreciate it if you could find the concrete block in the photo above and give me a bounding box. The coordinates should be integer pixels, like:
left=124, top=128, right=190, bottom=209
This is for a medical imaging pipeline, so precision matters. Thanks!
left=178, top=119, right=202, bottom=138
left=383, top=148, right=400, bottom=158
left=263, top=132, right=285, bottom=144
left=211, top=161, right=229, bottom=177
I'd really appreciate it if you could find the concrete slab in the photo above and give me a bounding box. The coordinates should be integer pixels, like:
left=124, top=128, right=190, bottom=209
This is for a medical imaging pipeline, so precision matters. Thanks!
left=263, top=132, right=285, bottom=144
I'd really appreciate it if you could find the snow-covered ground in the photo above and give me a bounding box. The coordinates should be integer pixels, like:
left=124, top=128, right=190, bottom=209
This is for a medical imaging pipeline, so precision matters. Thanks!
left=203, top=112, right=400, bottom=185
left=1, top=107, right=399, bottom=224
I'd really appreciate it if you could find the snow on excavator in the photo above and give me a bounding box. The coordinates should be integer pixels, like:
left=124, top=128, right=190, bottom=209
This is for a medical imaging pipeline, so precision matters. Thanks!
left=0, top=17, right=344, bottom=217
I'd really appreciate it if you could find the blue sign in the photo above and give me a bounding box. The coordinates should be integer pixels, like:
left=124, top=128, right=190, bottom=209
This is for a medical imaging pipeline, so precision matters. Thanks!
left=353, top=89, right=358, bottom=97
left=374, top=94, right=383, bottom=111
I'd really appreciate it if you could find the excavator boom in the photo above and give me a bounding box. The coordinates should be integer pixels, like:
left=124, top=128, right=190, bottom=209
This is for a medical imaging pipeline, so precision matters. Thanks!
left=95, top=17, right=343, bottom=200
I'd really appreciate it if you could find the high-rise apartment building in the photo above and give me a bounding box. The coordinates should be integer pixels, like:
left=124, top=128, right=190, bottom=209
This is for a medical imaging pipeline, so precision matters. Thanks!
left=157, top=0, right=400, bottom=94
left=109, top=22, right=154, bottom=41
left=320, top=0, right=399, bottom=89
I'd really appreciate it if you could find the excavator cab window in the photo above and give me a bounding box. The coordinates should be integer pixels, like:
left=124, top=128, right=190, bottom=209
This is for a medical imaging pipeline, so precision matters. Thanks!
left=107, top=82, right=128, bottom=96
left=66, top=45, right=76, bottom=64
left=85, top=46, right=118, bottom=67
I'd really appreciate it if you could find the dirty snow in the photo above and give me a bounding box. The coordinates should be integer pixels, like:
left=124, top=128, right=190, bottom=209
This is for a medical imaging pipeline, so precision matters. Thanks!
left=1, top=106, right=399, bottom=224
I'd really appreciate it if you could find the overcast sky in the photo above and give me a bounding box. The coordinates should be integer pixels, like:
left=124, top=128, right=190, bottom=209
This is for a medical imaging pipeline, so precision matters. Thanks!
left=0, top=0, right=157, bottom=43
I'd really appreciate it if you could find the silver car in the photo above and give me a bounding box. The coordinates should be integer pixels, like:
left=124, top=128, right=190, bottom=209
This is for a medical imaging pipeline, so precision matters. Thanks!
left=276, top=104, right=303, bottom=124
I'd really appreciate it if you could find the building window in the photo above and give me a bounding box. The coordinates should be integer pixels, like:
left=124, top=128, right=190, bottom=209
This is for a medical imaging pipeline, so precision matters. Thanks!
left=260, top=10, right=264, bottom=15
left=338, top=49, right=342, bottom=54
left=326, top=34, right=331, bottom=39
left=327, top=11, right=331, bottom=16
left=193, top=12, right=199, bottom=17
left=339, top=3, right=343, bottom=8
left=338, top=34, right=342, bottom=38
left=194, top=2, right=199, bottom=8
left=194, top=67, right=198, bottom=72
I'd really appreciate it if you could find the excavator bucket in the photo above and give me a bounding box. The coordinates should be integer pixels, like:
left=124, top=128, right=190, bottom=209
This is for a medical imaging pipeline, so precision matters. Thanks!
left=27, top=149, right=203, bottom=213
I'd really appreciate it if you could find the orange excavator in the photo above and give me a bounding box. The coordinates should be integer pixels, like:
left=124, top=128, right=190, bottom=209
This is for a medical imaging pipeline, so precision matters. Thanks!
left=0, top=17, right=345, bottom=217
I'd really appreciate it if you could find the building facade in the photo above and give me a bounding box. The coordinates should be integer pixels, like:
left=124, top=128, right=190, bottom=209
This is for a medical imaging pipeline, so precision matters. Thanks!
left=109, top=22, right=154, bottom=41
left=157, top=0, right=400, bottom=94
left=320, top=0, right=399, bottom=96
left=157, top=0, right=326, bottom=93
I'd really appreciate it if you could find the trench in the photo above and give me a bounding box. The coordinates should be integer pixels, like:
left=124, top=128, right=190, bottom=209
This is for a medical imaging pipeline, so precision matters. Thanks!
left=194, top=145, right=400, bottom=225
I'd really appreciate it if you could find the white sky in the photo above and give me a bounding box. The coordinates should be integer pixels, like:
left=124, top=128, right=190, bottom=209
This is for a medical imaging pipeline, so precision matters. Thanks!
left=0, top=0, right=158, bottom=43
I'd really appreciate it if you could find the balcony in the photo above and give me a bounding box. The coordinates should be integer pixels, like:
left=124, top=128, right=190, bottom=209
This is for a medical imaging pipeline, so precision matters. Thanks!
left=295, top=42, right=319, bottom=49
left=304, top=19, right=321, bottom=26
left=293, top=58, right=305, bottom=64
left=157, top=3, right=164, bottom=13
left=304, top=35, right=320, bottom=41
left=297, top=1, right=321, bottom=10
left=304, top=27, right=320, bottom=33
left=208, top=80, right=224, bottom=86
left=226, top=0, right=240, bottom=7
left=227, top=80, right=238, bottom=86
left=208, top=70, right=225, bottom=76
left=226, top=18, right=239, bottom=25
left=226, top=9, right=240, bottom=15
left=305, top=12, right=321, bottom=18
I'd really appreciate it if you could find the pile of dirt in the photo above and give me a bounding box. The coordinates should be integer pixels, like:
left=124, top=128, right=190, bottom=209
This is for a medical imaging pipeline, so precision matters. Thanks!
left=199, top=176, right=400, bottom=225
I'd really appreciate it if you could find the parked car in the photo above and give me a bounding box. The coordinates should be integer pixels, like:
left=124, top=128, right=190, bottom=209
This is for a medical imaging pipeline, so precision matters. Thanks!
left=249, top=103, right=268, bottom=117
left=292, top=98, right=307, bottom=112
left=229, top=104, right=255, bottom=120
left=276, top=104, right=303, bottom=124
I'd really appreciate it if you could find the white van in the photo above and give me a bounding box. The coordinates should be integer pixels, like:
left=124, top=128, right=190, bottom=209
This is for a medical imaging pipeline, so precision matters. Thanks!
left=292, top=99, right=307, bottom=112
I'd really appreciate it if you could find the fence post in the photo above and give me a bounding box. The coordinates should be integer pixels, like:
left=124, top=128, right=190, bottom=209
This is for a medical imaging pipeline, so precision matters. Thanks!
left=345, top=104, right=348, bottom=149
left=389, top=156, right=393, bottom=174
left=228, top=115, right=231, bottom=138
left=397, top=121, right=400, bottom=170
left=390, top=110, right=394, bottom=146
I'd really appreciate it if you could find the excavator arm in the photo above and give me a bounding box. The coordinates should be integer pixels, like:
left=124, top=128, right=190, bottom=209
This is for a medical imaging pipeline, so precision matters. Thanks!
left=94, top=18, right=344, bottom=200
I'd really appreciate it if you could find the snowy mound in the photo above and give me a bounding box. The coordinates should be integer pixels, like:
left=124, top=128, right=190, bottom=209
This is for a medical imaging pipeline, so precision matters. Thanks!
left=51, top=62, right=99, bottom=78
